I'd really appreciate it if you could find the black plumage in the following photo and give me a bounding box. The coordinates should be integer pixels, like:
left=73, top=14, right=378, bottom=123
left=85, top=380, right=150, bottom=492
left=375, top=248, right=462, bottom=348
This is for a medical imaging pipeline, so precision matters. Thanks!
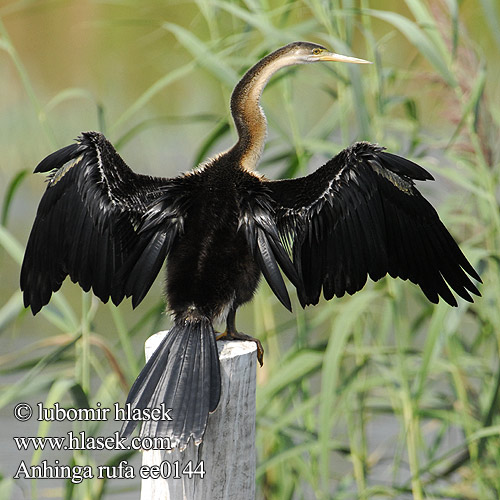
left=21, top=41, right=481, bottom=449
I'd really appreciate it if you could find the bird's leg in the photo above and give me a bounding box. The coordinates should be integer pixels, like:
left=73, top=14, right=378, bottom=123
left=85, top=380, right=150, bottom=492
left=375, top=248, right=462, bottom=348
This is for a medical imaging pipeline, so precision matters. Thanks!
left=216, top=306, right=264, bottom=366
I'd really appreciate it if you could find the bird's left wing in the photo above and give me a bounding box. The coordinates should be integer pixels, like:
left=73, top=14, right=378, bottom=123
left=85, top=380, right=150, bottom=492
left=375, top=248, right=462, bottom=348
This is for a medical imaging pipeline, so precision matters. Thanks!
left=264, top=142, right=481, bottom=307
left=21, top=132, right=189, bottom=314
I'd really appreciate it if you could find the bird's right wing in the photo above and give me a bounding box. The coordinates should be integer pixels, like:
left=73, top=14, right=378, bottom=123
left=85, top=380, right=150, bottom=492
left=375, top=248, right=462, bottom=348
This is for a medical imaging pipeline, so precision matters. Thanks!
left=264, top=142, right=481, bottom=308
left=21, top=132, right=189, bottom=314
left=238, top=181, right=301, bottom=312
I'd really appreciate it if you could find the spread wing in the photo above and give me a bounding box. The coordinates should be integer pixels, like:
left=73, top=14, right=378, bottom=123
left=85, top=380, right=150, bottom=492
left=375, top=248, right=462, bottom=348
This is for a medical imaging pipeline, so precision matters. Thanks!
left=21, top=131, right=188, bottom=314
left=265, top=142, right=481, bottom=307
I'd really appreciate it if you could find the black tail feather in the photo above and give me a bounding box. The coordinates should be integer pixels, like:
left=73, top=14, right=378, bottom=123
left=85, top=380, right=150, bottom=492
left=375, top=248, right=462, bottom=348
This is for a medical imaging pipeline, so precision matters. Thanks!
left=120, top=317, right=221, bottom=449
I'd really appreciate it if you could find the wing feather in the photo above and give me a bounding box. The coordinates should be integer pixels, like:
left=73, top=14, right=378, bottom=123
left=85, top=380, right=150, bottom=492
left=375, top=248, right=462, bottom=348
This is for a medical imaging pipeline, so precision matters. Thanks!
left=238, top=184, right=301, bottom=311
left=21, top=131, right=186, bottom=314
left=265, top=142, right=481, bottom=307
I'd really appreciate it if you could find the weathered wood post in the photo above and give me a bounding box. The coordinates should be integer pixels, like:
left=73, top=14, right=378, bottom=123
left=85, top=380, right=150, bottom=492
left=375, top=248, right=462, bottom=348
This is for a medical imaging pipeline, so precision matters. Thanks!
left=140, top=331, right=257, bottom=500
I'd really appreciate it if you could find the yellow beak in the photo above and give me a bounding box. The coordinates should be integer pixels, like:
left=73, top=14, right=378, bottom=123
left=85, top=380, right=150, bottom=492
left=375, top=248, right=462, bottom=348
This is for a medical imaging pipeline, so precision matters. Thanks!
left=319, top=52, right=372, bottom=64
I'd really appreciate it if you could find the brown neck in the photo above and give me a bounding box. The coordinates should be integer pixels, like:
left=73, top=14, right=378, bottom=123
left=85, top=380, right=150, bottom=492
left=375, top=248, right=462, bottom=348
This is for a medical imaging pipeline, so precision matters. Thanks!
left=229, top=47, right=300, bottom=171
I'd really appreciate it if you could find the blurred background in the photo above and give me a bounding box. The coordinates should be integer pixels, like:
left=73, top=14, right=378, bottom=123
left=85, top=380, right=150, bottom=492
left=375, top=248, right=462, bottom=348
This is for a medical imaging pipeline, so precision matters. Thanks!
left=1, top=0, right=499, bottom=498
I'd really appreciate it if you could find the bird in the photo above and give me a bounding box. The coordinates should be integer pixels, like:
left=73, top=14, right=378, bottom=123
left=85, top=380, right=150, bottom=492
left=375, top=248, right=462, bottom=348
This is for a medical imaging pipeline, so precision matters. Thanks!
left=21, top=41, right=481, bottom=449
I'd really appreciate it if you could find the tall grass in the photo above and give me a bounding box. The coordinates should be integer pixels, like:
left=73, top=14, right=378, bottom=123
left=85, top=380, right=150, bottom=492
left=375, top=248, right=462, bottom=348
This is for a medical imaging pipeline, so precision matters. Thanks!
left=1, top=0, right=499, bottom=498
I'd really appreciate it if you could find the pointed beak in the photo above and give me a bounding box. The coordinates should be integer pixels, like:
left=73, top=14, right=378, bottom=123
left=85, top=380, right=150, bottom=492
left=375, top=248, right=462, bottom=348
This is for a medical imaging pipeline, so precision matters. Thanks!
left=318, top=52, right=372, bottom=64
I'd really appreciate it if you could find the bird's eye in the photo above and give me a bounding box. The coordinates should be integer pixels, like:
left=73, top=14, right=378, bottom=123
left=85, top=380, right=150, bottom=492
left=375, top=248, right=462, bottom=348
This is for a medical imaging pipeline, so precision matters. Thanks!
left=312, top=48, right=322, bottom=55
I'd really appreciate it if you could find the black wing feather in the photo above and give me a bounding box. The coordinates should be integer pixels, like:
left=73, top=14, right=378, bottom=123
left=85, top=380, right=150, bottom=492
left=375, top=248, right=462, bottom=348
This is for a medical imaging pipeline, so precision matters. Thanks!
left=238, top=185, right=301, bottom=312
left=265, top=142, right=481, bottom=307
left=21, top=131, right=186, bottom=314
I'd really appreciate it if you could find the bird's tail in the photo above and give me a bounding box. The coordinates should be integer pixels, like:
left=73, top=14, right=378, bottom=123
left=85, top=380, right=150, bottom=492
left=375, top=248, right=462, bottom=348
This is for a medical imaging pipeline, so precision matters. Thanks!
left=120, top=317, right=221, bottom=449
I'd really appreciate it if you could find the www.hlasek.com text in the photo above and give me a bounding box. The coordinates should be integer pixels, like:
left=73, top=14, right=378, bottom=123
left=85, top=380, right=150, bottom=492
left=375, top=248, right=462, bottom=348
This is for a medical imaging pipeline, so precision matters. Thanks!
left=14, top=430, right=172, bottom=452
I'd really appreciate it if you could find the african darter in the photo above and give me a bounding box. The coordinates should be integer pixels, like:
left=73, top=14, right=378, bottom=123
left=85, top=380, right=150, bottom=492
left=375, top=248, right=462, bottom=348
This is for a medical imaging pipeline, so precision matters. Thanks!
left=21, top=41, right=481, bottom=449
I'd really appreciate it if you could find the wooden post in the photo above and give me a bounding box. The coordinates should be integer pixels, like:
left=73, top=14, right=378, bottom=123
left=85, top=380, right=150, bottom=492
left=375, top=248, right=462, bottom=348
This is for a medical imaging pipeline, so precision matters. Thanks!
left=140, top=331, right=257, bottom=500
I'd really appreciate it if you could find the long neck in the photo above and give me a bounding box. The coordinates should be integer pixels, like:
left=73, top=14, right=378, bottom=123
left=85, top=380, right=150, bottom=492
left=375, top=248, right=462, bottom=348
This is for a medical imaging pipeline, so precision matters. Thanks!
left=229, top=48, right=299, bottom=171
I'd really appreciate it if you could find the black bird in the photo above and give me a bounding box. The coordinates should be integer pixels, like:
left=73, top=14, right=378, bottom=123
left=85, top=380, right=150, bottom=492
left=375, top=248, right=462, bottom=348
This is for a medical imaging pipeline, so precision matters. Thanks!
left=21, top=41, right=481, bottom=449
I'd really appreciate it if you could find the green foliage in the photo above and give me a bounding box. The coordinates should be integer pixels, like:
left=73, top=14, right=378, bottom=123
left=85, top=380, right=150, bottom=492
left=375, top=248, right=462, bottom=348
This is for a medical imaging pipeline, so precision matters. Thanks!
left=1, top=0, right=499, bottom=499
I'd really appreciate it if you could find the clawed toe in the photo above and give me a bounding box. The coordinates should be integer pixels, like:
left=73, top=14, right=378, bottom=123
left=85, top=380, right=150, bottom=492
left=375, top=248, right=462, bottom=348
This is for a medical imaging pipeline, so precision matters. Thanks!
left=215, top=330, right=264, bottom=366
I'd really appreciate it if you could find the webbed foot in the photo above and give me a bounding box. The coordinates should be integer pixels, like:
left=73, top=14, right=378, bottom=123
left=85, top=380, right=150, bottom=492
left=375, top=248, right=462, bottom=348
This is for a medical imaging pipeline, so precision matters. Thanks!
left=216, top=329, right=264, bottom=366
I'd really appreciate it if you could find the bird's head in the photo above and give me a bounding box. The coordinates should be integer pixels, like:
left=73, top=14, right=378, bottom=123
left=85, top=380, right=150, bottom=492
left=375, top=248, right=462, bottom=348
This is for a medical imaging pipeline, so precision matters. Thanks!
left=280, top=41, right=371, bottom=65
